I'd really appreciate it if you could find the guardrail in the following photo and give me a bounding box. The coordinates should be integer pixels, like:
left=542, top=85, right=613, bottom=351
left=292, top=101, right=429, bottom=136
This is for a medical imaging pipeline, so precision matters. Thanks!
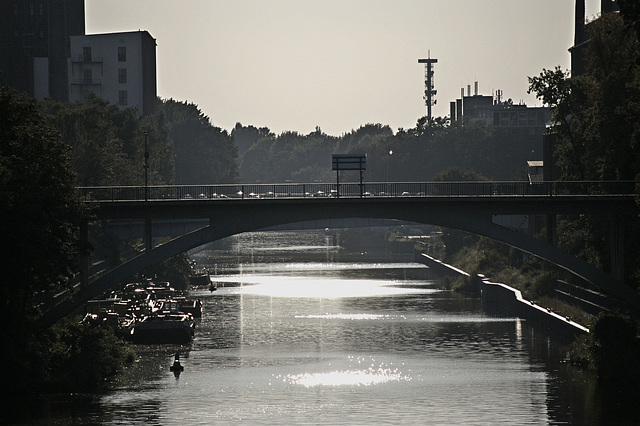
left=78, top=181, right=637, bottom=202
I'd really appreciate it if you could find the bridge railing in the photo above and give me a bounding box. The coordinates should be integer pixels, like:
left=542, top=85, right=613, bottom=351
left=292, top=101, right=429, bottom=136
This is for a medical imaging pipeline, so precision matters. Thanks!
left=78, top=181, right=637, bottom=202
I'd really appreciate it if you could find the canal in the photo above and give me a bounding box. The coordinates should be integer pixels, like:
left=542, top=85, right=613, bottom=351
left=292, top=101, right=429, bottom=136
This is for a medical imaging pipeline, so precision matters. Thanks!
left=16, top=230, right=634, bottom=424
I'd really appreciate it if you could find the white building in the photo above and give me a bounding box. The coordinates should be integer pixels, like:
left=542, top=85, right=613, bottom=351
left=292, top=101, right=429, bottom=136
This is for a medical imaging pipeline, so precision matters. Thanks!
left=68, top=30, right=157, bottom=116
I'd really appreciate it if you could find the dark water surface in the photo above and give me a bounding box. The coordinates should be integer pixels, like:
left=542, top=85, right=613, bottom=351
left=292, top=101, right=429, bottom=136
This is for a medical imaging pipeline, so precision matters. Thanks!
left=12, top=231, right=636, bottom=424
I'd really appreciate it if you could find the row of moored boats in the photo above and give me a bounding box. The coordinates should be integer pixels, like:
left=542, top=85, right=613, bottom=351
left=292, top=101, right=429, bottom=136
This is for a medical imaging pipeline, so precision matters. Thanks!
left=84, top=281, right=203, bottom=344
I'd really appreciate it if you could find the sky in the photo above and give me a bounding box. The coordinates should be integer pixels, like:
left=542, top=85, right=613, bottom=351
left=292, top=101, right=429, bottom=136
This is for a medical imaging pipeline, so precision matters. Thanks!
left=85, top=0, right=603, bottom=136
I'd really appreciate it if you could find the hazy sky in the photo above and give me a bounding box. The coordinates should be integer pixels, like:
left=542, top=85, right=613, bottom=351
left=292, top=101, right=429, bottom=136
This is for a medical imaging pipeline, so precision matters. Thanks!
left=85, top=0, right=603, bottom=136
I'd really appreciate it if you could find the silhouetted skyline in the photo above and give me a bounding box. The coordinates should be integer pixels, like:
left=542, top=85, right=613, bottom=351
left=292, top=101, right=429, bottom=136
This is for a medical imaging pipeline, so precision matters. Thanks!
left=86, top=0, right=602, bottom=135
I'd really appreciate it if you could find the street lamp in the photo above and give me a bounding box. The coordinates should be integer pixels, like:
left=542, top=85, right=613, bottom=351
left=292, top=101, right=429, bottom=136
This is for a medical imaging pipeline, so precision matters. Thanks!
left=386, top=150, right=393, bottom=195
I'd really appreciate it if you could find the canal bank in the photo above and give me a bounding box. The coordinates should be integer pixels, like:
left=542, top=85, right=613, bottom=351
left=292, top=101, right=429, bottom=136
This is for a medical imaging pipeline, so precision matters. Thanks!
left=416, top=252, right=589, bottom=340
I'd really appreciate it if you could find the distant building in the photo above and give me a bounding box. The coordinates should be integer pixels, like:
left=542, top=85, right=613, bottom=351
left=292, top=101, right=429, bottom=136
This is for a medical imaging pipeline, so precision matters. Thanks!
left=1, top=2, right=157, bottom=116
left=0, top=0, right=85, bottom=101
left=68, top=31, right=157, bottom=116
left=449, top=84, right=550, bottom=138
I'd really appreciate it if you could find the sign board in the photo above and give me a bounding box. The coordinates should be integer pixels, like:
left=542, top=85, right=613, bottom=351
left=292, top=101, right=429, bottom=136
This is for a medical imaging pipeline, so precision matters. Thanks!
left=332, top=154, right=366, bottom=171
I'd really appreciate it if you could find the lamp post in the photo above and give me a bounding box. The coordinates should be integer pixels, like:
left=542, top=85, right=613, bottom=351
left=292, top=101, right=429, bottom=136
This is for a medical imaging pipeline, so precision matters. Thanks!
left=386, top=150, right=393, bottom=195
left=144, top=131, right=149, bottom=201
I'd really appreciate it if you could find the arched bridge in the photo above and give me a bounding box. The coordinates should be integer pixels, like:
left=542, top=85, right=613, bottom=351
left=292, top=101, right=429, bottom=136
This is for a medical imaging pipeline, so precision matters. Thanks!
left=39, top=180, right=640, bottom=326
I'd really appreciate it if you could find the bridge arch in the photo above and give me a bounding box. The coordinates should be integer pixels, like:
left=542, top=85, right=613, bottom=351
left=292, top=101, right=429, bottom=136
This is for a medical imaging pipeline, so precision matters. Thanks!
left=38, top=194, right=640, bottom=327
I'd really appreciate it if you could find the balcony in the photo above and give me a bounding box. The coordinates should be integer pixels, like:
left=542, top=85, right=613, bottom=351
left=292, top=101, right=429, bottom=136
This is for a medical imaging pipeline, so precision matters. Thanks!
left=70, top=77, right=103, bottom=85
left=70, top=56, right=103, bottom=63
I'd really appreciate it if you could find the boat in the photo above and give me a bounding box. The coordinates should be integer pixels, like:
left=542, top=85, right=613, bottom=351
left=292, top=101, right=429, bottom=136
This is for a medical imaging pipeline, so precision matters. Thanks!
left=132, top=310, right=195, bottom=344
left=81, top=311, right=135, bottom=339
left=176, top=298, right=203, bottom=318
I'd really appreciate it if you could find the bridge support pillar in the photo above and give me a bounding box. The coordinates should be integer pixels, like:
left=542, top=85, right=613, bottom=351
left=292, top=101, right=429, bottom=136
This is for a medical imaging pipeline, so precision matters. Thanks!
left=144, top=217, right=153, bottom=252
left=611, top=214, right=624, bottom=281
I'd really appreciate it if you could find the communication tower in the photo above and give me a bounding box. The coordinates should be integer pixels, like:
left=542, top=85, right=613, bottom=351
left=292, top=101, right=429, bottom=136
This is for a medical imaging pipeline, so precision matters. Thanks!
left=418, top=53, right=438, bottom=120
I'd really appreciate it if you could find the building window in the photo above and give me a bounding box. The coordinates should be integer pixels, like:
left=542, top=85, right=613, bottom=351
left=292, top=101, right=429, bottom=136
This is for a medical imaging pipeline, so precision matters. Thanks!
left=83, top=46, right=92, bottom=62
left=118, top=46, right=126, bottom=62
left=119, top=90, right=128, bottom=106
left=118, top=68, right=127, bottom=84
left=83, top=68, right=92, bottom=84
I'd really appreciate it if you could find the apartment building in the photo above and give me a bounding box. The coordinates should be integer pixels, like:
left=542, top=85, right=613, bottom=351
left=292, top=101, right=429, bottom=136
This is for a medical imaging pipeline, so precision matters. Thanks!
left=68, top=30, right=157, bottom=116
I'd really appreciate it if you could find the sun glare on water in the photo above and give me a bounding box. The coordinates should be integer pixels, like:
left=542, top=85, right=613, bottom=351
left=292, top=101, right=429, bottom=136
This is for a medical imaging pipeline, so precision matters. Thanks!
left=275, top=357, right=412, bottom=388
left=214, top=276, right=434, bottom=298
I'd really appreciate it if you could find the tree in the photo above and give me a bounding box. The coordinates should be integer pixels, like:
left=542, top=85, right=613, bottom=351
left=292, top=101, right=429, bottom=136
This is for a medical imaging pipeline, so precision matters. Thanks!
left=432, top=166, right=487, bottom=182
left=529, top=13, right=640, bottom=181
left=158, top=99, right=239, bottom=184
left=0, top=87, right=91, bottom=321
left=528, top=11, right=640, bottom=288
left=41, top=94, right=142, bottom=186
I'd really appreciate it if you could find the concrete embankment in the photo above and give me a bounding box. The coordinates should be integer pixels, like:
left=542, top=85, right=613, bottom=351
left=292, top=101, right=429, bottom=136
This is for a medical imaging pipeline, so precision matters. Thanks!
left=416, top=252, right=589, bottom=339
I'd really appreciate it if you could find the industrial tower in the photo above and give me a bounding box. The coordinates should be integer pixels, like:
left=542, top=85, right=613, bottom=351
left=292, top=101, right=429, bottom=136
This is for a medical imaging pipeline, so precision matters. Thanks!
left=418, top=54, right=438, bottom=120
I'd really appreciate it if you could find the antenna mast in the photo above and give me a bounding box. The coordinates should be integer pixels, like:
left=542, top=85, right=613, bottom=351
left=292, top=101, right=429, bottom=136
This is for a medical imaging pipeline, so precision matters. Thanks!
left=418, top=51, right=438, bottom=120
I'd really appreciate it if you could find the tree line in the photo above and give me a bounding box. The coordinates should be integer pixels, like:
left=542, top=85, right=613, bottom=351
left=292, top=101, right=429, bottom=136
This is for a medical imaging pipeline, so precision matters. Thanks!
left=234, top=116, right=540, bottom=184
left=39, top=94, right=239, bottom=187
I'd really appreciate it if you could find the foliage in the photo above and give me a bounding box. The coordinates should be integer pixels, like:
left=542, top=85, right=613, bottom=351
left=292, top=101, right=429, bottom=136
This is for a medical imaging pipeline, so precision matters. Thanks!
left=42, top=95, right=238, bottom=187
left=42, top=94, right=156, bottom=185
left=528, top=11, right=640, bottom=289
left=158, top=98, right=239, bottom=184
left=0, top=88, right=133, bottom=398
left=529, top=15, right=640, bottom=181
left=2, top=316, right=136, bottom=395
left=236, top=116, right=535, bottom=184
left=556, top=215, right=608, bottom=272
left=41, top=316, right=136, bottom=392
left=0, top=87, right=91, bottom=321
left=433, top=166, right=487, bottom=182
left=569, top=313, right=640, bottom=385
left=137, top=252, right=194, bottom=290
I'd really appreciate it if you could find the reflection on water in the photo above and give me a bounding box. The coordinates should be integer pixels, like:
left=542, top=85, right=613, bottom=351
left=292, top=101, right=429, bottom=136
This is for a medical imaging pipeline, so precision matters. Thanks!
left=16, top=231, right=618, bottom=424
left=279, top=355, right=411, bottom=387
left=216, top=276, right=434, bottom=298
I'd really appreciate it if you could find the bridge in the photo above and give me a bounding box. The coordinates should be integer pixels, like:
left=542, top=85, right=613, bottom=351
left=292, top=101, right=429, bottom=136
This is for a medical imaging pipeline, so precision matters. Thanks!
left=38, top=180, right=640, bottom=327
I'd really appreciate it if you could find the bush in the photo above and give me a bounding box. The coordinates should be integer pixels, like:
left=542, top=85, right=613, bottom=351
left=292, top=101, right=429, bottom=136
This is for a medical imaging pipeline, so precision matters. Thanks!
left=568, top=313, right=640, bottom=385
left=42, top=317, right=136, bottom=392
left=1, top=317, right=136, bottom=395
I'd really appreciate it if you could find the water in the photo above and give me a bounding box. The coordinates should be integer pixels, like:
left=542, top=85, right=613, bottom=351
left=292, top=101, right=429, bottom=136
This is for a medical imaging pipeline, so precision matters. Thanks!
left=14, top=231, right=634, bottom=424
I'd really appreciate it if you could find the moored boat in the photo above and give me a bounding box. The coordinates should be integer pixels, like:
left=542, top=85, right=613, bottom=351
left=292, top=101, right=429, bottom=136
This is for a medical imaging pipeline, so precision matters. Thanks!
left=132, top=312, right=195, bottom=344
